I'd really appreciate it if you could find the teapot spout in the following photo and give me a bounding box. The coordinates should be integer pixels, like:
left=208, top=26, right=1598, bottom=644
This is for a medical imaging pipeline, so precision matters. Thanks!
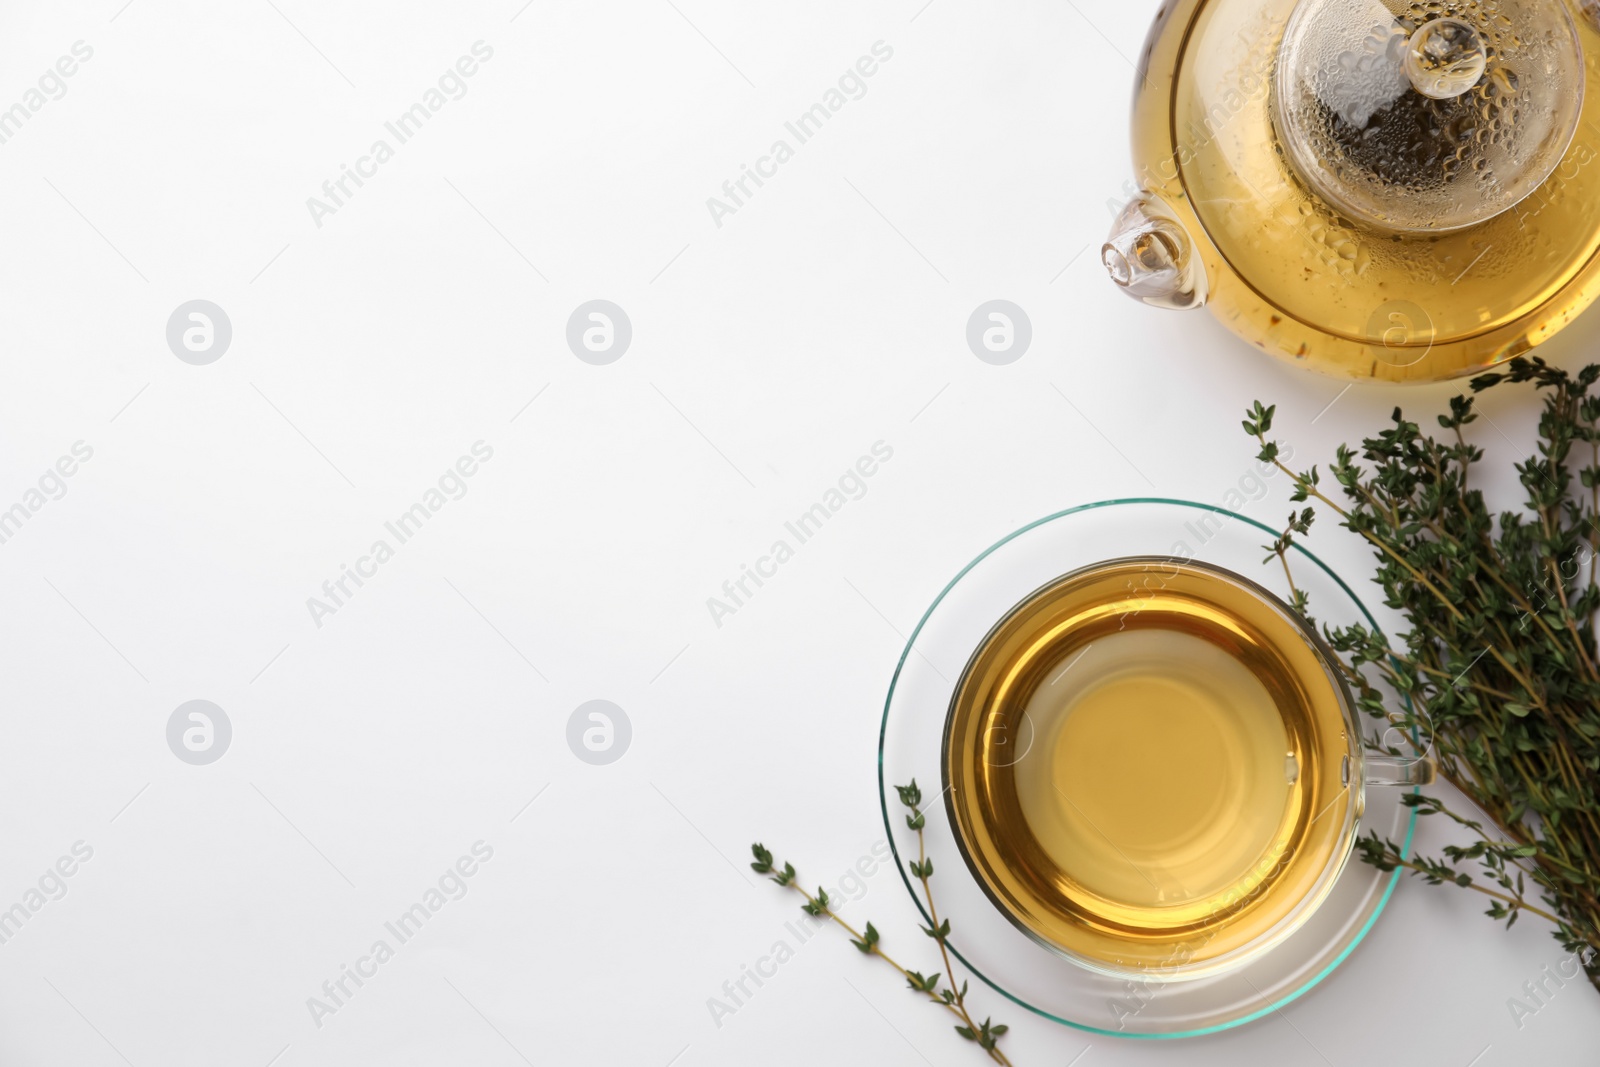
left=1102, top=193, right=1207, bottom=310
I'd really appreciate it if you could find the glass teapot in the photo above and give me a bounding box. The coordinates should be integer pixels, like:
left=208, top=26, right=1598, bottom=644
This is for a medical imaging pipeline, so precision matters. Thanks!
left=1106, top=0, right=1600, bottom=382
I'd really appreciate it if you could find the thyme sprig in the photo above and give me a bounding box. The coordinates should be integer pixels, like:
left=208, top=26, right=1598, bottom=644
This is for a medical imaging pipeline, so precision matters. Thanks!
left=751, top=780, right=1012, bottom=1064
left=1242, top=358, right=1600, bottom=991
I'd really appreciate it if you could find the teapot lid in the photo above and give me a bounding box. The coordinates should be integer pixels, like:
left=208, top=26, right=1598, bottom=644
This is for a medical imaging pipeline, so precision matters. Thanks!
left=1273, top=0, right=1586, bottom=232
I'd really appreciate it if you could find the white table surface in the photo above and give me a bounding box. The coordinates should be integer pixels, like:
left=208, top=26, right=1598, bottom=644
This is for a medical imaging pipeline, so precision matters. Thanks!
left=2, top=0, right=1598, bottom=1063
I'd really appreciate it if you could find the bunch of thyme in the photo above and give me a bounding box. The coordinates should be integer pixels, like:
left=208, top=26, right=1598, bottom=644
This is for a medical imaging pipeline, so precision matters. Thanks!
left=751, top=780, right=1013, bottom=1064
left=1243, top=357, right=1600, bottom=991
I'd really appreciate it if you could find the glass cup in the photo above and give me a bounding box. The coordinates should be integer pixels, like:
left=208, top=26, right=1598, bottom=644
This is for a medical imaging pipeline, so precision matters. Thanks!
left=943, top=556, right=1432, bottom=981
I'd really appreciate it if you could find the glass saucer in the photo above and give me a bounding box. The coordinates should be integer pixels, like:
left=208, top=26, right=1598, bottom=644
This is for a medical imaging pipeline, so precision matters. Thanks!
left=876, top=498, right=1417, bottom=1039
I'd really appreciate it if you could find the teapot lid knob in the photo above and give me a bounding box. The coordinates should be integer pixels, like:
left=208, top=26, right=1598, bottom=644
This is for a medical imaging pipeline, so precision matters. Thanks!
left=1403, top=17, right=1486, bottom=101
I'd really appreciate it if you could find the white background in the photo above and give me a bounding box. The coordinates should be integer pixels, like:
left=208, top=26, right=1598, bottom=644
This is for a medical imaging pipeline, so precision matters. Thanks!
left=0, top=0, right=1598, bottom=1064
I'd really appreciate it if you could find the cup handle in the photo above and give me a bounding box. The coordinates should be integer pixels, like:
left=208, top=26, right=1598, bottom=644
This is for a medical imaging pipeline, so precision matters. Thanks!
left=1362, top=753, right=1436, bottom=787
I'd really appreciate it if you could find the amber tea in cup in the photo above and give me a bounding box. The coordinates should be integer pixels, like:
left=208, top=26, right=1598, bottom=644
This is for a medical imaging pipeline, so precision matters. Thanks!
left=943, top=557, right=1429, bottom=979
